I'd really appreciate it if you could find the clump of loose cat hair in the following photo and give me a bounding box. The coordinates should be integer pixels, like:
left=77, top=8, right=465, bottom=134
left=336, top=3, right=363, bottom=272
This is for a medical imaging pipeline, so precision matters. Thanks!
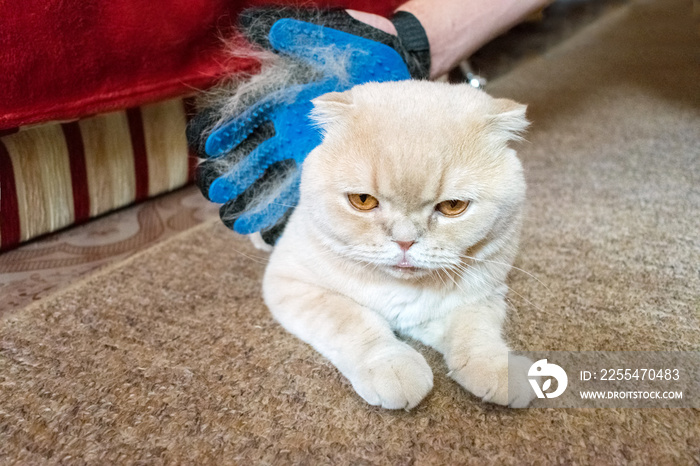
left=193, top=9, right=368, bottom=144
left=263, top=80, right=537, bottom=410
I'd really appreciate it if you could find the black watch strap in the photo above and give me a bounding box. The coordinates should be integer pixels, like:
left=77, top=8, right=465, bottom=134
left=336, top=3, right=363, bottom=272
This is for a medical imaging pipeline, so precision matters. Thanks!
left=390, top=11, right=431, bottom=79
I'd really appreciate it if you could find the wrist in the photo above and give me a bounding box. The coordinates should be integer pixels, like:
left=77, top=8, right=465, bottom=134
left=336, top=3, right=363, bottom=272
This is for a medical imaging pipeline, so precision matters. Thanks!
left=395, top=3, right=458, bottom=78
left=345, top=10, right=397, bottom=36
left=396, top=0, right=554, bottom=79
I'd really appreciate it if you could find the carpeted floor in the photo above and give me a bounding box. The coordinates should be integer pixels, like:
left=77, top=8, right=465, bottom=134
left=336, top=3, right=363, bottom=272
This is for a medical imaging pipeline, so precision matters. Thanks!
left=1, top=0, right=698, bottom=463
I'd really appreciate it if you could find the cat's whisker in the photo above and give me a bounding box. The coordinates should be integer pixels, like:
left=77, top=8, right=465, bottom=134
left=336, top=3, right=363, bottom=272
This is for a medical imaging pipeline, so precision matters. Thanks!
left=453, top=261, right=552, bottom=317
left=452, top=259, right=509, bottom=291
left=227, top=246, right=270, bottom=265
left=452, top=261, right=534, bottom=312
left=314, top=242, right=381, bottom=274
left=504, top=296, right=521, bottom=317
left=451, top=261, right=491, bottom=289
left=428, top=267, right=449, bottom=290
left=434, top=269, right=450, bottom=289
left=439, top=264, right=472, bottom=296
left=501, top=284, right=552, bottom=316
left=461, top=254, right=553, bottom=295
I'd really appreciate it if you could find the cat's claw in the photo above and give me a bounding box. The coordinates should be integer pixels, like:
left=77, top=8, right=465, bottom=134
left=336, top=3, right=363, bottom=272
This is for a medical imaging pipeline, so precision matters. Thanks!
left=449, top=353, right=536, bottom=408
left=350, top=344, right=433, bottom=410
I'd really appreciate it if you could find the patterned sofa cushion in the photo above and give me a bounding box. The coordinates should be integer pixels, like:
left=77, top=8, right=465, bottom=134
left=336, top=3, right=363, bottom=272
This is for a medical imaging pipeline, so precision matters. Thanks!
left=0, top=98, right=196, bottom=251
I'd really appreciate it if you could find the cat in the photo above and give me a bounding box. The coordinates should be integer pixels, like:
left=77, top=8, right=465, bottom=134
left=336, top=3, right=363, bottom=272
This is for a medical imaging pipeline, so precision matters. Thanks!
left=262, top=80, right=536, bottom=409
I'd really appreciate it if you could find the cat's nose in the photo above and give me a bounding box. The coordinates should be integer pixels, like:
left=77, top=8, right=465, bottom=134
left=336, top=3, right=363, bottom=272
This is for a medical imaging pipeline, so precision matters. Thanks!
left=395, top=240, right=415, bottom=251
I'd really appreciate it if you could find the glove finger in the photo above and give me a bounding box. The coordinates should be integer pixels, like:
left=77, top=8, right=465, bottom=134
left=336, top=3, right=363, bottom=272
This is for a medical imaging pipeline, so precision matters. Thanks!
left=260, top=207, right=294, bottom=246
left=195, top=121, right=276, bottom=200
left=218, top=158, right=297, bottom=230
left=233, top=171, right=300, bottom=235
left=208, top=136, right=283, bottom=203
left=205, top=98, right=276, bottom=157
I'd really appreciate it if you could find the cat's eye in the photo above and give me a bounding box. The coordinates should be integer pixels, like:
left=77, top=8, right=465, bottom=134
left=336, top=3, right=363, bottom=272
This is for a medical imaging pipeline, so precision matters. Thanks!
left=348, top=193, right=379, bottom=211
left=436, top=199, right=470, bottom=217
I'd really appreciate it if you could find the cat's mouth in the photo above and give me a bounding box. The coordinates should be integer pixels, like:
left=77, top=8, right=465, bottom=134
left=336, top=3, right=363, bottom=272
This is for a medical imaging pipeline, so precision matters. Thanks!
left=393, top=259, right=419, bottom=273
left=396, top=258, right=412, bottom=268
left=389, top=263, right=425, bottom=279
left=393, top=267, right=419, bottom=276
left=385, top=257, right=431, bottom=279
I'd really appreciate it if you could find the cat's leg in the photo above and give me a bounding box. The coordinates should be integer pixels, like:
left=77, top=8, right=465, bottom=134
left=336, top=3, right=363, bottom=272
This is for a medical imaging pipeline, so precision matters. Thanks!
left=263, top=275, right=433, bottom=410
left=432, top=296, right=535, bottom=408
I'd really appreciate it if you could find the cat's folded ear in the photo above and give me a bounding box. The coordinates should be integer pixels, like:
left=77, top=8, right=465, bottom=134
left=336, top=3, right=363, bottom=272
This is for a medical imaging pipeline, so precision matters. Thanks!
left=310, top=90, right=355, bottom=130
left=489, top=98, right=530, bottom=142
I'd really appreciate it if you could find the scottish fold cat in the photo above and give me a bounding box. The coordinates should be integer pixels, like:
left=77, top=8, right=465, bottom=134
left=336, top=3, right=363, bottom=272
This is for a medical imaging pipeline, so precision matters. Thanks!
left=262, top=80, right=535, bottom=409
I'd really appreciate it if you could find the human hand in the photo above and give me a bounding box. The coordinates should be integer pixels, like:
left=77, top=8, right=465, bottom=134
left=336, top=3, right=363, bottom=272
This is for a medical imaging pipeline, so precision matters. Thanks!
left=189, top=9, right=428, bottom=244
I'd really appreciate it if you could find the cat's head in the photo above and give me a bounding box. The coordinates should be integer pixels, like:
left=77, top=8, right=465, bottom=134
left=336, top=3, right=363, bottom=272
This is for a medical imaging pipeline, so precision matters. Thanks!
left=299, top=81, right=529, bottom=281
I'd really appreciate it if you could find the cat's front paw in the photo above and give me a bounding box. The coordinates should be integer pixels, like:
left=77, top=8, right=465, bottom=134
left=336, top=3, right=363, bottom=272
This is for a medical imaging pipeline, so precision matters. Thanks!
left=350, top=344, right=433, bottom=410
left=449, top=353, right=535, bottom=408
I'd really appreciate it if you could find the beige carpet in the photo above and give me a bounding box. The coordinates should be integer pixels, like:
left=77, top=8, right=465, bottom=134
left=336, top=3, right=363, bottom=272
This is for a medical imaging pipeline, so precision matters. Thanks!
left=1, top=0, right=698, bottom=463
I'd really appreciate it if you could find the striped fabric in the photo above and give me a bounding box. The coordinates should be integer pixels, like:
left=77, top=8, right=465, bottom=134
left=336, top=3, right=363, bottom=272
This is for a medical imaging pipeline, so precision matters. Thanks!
left=0, top=98, right=197, bottom=251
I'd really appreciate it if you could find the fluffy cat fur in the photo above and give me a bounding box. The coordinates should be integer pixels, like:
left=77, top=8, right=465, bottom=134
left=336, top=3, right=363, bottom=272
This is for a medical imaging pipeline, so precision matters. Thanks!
left=263, top=80, right=535, bottom=409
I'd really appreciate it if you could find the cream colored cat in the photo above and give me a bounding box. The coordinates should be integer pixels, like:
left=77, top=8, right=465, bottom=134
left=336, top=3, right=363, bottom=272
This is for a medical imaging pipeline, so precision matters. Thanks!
left=263, top=80, right=535, bottom=409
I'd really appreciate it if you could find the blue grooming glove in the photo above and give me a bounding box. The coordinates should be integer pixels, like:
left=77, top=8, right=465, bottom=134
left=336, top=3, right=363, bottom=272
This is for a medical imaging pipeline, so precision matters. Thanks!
left=188, top=9, right=430, bottom=244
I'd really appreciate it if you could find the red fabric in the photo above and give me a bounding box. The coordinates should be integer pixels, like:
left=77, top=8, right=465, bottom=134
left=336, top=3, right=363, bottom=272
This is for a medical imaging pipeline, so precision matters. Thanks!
left=0, top=142, right=20, bottom=248
left=126, top=108, right=150, bottom=202
left=1, top=0, right=400, bottom=130
left=61, top=122, right=90, bottom=224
